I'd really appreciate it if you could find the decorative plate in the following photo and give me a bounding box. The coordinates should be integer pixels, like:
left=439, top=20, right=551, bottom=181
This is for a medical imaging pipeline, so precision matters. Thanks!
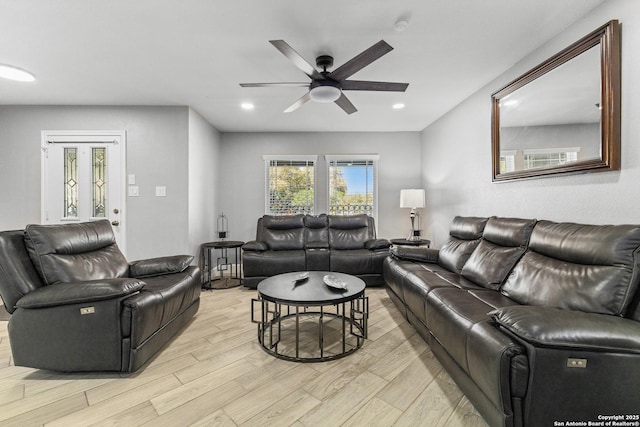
left=293, top=272, right=309, bottom=282
left=323, top=274, right=348, bottom=290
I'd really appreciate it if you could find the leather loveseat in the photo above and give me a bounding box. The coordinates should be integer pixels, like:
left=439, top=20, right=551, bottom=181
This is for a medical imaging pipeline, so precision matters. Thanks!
left=0, top=220, right=200, bottom=372
left=384, top=216, right=640, bottom=427
left=242, top=214, right=390, bottom=288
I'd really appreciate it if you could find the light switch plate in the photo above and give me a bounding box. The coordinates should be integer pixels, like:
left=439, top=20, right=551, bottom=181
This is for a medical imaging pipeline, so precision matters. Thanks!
left=128, top=186, right=139, bottom=197
left=128, top=174, right=136, bottom=185
left=156, top=186, right=167, bottom=197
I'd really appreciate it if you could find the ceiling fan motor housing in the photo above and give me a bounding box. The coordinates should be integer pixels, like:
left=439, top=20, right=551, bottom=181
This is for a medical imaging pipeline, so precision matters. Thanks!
left=316, top=55, right=334, bottom=70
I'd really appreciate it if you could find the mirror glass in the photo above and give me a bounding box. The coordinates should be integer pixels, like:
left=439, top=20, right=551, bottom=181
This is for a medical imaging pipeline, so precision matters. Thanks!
left=492, top=20, right=620, bottom=181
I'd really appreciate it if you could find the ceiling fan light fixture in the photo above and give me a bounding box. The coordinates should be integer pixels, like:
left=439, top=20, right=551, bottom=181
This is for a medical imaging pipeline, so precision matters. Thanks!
left=309, top=82, right=341, bottom=103
left=309, top=85, right=341, bottom=103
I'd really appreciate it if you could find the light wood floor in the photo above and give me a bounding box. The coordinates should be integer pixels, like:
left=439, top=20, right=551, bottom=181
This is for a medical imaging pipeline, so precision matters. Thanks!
left=0, top=287, right=487, bottom=426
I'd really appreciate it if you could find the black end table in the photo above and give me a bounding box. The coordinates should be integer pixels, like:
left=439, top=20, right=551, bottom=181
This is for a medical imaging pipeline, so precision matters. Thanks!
left=200, top=240, right=244, bottom=289
left=390, top=238, right=431, bottom=247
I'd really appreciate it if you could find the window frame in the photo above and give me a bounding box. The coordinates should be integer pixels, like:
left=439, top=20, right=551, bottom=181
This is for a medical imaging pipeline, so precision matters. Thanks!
left=263, top=155, right=317, bottom=216
left=325, top=154, right=379, bottom=221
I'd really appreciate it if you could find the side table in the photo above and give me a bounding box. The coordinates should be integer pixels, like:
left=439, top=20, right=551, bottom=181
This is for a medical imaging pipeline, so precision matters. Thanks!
left=200, top=240, right=244, bottom=289
left=390, top=238, right=431, bottom=247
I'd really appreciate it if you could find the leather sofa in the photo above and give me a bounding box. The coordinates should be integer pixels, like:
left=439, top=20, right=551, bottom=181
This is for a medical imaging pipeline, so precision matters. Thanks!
left=0, top=220, right=200, bottom=372
left=242, top=214, right=390, bottom=288
left=384, top=216, right=640, bottom=427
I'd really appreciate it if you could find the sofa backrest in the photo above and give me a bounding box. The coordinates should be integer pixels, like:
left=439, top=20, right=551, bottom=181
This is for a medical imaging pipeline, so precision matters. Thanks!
left=258, top=214, right=306, bottom=251
left=24, top=220, right=129, bottom=285
left=501, top=220, right=640, bottom=316
left=461, top=217, right=536, bottom=290
left=438, top=216, right=488, bottom=274
left=0, top=230, right=46, bottom=313
left=328, top=214, right=375, bottom=250
left=304, top=214, right=329, bottom=248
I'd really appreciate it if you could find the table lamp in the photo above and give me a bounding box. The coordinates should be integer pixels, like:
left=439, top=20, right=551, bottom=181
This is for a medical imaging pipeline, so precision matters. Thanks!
left=400, top=189, right=425, bottom=241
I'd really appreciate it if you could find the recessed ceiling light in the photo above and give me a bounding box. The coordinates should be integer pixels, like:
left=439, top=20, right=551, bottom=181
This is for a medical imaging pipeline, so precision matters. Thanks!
left=241, top=103, right=255, bottom=110
left=392, top=103, right=405, bottom=110
left=394, top=20, right=409, bottom=33
left=0, top=64, right=36, bottom=82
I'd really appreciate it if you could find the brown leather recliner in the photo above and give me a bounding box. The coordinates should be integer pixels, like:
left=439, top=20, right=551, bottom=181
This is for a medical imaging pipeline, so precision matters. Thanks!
left=0, top=220, right=200, bottom=372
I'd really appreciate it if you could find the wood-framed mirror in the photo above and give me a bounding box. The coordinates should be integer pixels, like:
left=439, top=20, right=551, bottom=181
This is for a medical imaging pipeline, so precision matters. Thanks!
left=491, top=20, right=620, bottom=182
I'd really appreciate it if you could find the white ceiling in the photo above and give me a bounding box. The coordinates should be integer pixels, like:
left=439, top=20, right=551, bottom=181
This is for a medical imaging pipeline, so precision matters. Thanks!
left=0, top=0, right=604, bottom=132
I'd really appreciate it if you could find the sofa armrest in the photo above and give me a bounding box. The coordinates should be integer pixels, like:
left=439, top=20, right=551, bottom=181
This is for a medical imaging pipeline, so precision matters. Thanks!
left=365, top=238, right=391, bottom=250
left=490, top=306, right=640, bottom=354
left=242, top=241, right=268, bottom=252
left=16, top=278, right=145, bottom=309
left=390, top=245, right=439, bottom=263
left=129, top=255, right=193, bottom=278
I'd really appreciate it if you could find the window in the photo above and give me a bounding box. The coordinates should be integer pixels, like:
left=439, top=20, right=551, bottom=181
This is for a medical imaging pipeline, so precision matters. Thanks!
left=264, top=155, right=316, bottom=215
left=523, top=147, right=580, bottom=170
left=499, top=150, right=516, bottom=173
left=326, top=155, right=378, bottom=218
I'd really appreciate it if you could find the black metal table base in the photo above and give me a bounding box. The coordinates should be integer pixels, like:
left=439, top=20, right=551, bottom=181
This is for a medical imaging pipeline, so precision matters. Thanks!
left=200, top=241, right=243, bottom=290
left=251, top=295, right=368, bottom=362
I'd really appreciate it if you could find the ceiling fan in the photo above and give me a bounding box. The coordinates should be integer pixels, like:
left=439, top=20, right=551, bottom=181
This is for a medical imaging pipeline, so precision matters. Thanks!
left=240, top=40, right=409, bottom=114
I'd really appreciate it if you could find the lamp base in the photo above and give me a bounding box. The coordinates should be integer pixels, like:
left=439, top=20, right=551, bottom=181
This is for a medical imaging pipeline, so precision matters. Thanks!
left=406, top=229, right=421, bottom=241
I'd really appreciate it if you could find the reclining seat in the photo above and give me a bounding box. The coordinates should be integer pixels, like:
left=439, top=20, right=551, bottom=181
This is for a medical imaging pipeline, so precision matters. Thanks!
left=242, top=214, right=307, bottom=288
left=328, top=214, right=390, bottom=286
left=384, top=216, right=488, bottom=325
left=425, top=217, right=536, bottom=426
left=0, top=220, right=200, bottom=372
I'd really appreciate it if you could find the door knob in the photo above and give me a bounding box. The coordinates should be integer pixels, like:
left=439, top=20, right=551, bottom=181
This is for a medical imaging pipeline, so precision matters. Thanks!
left=111, top=220, right=120, bottom=226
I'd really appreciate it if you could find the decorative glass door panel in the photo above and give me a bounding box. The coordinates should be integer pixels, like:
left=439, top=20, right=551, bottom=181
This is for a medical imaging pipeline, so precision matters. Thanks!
left=41, top=131, right=126, bottom=253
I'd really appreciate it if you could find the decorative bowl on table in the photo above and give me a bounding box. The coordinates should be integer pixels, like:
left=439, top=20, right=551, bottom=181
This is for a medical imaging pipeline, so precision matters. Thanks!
left=323, top=274, right=348, bottom=290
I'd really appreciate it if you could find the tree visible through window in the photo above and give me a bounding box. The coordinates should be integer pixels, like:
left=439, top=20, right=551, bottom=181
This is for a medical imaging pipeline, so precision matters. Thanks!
left=327, top=156, right=378, bottom=217
left=264, top=156, right=316, bottom=215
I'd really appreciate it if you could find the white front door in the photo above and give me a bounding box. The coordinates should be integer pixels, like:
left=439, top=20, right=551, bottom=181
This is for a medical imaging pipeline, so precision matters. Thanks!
left=41, top=130, right=126, bottom=254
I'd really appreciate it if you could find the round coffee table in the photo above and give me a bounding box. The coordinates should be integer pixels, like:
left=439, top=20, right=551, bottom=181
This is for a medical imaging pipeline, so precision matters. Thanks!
left=252, top=271, right=368, bottom=362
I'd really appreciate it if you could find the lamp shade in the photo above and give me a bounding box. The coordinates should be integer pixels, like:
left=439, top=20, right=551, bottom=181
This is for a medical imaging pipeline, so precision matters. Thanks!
left=400, top=189, right=425, bottom=208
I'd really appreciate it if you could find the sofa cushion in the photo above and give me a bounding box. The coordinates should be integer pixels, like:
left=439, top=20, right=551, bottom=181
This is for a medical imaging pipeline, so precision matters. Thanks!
left=461, top=218, right=535, bottom=290
left=123, top=267, right=200, bottom=347
left=24, top=220, right=128, bottom=285
left=403, top=270, right=459, bottom=322
left=438, top=216, right=488, bottom=274
left=425, top=287, right=494, bottom=374
left=328, top=214, right=372, bottom=250
left=330, top=248, right=386, bottom=275
left=305, top=215, right=329, bottom=248
left=501, top=221, right=640, bottom=315
left=262, top=215, right=305, bottom=250
left=242, top=249, right=306, bottom=277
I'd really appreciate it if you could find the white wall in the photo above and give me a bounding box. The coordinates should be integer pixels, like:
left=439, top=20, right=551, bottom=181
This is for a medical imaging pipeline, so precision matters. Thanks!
left=421, top=0, right=640, bottom=247
left=188, top=108, right=221, bottom=258
left=219, top=132, right=422, bottom=242
left=0, top=106, right=191, bottom=260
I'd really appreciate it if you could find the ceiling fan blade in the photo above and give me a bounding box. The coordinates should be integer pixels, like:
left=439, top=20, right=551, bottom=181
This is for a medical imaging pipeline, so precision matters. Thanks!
left=269, top=40, right=324, bottom=80
left=284, top=91, right=312, bottom=113
left=341, top=80, right=409, bottom=92
left=330, top=40, right=393, bottom=81
left=334, top=93, right=357, bottom=115
left=240, top=82, right=309, bottom=88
